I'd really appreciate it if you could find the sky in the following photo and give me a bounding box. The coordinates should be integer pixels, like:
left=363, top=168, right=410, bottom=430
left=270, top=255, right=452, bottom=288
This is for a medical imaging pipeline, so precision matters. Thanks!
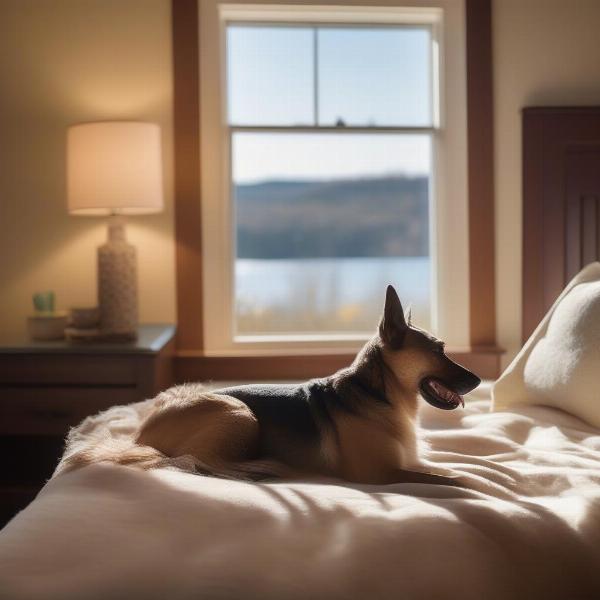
left=232, top=132, right=431, bottom=184
left=227, top=25, right=432, bottom=183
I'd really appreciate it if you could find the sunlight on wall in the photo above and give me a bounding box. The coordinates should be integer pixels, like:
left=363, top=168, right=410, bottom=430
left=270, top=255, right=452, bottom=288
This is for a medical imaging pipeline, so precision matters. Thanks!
left=0, top=0, right=175, bottom=336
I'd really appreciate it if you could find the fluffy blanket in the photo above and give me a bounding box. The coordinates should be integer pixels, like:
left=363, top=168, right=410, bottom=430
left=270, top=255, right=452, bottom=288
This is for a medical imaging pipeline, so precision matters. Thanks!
left=0, top=382, right=599, bottom=599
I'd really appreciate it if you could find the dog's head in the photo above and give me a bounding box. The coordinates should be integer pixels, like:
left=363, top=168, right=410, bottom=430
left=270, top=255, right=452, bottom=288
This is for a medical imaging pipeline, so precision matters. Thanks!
left=378, top=285, right=480, bottom=410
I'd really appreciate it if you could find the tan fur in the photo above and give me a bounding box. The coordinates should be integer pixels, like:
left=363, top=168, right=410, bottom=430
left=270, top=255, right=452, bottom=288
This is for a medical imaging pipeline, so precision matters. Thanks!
left=321, top=346, right=431, bottom=483
left=329, top=411, right=417, bottom=484
left=136, top=386, right=259, bottom=466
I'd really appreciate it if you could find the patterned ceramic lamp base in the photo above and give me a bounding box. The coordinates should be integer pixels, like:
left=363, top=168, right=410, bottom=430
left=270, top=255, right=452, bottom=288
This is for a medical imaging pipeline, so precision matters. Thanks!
left=98, top=217, right=138, bottom=340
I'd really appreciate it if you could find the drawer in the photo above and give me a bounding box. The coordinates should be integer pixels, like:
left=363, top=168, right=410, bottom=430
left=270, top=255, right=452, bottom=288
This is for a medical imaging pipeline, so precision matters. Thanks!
left=0, top=354, right=136, bottom=385
left=0, top=387, right=139, bottom=435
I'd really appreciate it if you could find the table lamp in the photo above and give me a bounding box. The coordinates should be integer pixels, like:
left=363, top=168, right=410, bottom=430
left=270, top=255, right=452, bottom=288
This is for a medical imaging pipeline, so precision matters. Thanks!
left=67, top=121, right=164, bottom=340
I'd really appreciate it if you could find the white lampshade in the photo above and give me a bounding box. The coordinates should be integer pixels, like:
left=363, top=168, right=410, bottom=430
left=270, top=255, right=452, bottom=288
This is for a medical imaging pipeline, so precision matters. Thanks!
left=67, top=121, right=164, bottom=216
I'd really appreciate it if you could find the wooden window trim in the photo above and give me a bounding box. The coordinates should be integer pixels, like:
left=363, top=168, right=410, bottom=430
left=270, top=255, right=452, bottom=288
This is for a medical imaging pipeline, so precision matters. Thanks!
left=466, top=0, right=496, bottom=348
left=172, top=0, right=203, bottom=351
left=171, top=0, right=502, bottom=381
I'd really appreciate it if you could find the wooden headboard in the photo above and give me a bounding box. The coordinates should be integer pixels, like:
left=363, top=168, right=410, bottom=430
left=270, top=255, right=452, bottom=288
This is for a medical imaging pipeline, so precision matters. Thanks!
left=522, top=107, right=600, bottom=341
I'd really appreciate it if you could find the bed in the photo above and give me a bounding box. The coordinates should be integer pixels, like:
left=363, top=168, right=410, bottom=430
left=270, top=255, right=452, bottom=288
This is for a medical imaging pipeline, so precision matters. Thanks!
left=2, top=107, right=600, bottom=599
left=0, top=381, right=599, bottom=599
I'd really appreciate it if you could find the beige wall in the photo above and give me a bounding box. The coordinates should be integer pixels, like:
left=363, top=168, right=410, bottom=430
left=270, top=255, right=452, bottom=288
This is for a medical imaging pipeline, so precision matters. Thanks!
left=0, top=0, right=175, bottom=337
left=494, top=0, right=600, bottom=364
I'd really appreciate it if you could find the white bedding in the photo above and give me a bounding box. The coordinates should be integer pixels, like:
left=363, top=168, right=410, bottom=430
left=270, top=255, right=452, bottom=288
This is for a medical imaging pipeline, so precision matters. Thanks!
left=1, top=382, right=600, bottom=599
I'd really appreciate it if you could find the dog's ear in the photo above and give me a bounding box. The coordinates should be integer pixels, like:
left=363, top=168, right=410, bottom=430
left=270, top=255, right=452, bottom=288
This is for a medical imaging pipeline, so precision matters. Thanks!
left=379, top=285, right=409, bottom=348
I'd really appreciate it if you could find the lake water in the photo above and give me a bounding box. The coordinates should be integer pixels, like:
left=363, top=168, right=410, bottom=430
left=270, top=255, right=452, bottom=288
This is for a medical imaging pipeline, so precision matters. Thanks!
left=235, top=256, right=430, bottom=335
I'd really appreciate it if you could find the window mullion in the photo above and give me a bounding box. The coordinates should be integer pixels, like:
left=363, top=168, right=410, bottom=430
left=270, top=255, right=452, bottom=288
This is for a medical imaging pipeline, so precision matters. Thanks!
left=229, top=125, right=436, bottom=134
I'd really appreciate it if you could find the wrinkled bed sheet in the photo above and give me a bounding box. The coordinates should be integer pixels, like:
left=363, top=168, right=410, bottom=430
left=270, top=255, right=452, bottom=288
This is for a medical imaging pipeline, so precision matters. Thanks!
left=1, top=382, right=600, bottom=600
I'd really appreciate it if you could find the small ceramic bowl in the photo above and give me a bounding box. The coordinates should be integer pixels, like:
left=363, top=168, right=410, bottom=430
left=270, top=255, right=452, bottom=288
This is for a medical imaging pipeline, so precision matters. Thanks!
left=69, top=306, right=100, bottom=329
left=27, top=313, right=68, bottom=341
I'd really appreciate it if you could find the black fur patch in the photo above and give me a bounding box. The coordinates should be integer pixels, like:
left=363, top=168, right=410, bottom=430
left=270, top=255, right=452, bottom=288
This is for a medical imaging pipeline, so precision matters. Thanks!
left=216, top=342, right=394, bottom=451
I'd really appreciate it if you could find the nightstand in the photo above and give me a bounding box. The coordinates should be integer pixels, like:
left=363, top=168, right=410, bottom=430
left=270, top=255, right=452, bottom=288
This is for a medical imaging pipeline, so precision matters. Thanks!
left=0, top=323, right=175, bottom=527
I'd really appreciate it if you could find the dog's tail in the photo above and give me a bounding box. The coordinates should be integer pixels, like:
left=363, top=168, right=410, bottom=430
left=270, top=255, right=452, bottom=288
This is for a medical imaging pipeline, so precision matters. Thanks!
left=55, top=436, right=168, bottom=476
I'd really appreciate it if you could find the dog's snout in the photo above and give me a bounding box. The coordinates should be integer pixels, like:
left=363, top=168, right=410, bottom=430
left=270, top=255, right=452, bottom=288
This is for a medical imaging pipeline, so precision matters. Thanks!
left=437, top=352, right=481, bottom=395
left=454, top=370, right=481, bottom=395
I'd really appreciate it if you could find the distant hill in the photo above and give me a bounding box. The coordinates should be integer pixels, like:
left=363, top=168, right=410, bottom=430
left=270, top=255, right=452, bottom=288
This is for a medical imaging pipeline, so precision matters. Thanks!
left=235, top=175, right=429, bottom=259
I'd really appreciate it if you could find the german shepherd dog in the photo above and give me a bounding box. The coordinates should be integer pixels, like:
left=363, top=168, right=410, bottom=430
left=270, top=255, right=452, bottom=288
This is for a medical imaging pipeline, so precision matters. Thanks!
left=62, top=286, right=480, bottom=486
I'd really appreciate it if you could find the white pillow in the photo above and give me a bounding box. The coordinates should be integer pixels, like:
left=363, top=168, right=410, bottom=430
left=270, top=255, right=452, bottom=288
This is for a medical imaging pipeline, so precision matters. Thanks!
left=492, top=262, right=600, bottom=428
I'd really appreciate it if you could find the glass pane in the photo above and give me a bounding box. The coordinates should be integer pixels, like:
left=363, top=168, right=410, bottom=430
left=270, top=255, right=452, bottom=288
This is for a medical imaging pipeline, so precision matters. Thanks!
left=232, top=133, right=432, bottom=335
left=318, top=27, right=431, bottom=126
left=227, top=26, right=314, bottom=125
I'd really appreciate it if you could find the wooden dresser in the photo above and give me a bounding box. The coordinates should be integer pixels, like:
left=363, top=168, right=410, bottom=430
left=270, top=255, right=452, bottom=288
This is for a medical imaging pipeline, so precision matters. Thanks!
left=0, top=324, right=175, bottom=527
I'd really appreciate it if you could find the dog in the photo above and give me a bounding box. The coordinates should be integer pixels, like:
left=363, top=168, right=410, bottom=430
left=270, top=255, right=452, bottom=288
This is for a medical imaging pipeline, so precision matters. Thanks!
left=61, top=286, right=480, bottom=486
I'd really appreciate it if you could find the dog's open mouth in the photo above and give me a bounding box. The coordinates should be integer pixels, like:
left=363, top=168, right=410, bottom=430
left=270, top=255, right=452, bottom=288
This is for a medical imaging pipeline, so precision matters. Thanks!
left=419, top=378, right=464, bottom=410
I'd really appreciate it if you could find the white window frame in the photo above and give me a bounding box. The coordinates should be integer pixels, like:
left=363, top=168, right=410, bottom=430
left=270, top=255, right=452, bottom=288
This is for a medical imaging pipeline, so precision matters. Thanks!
left=199, top=1, right=469, bottom=357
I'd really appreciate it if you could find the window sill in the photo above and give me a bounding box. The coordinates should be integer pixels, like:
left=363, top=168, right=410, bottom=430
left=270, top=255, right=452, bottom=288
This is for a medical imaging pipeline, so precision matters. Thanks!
left=174, top=346, right=504, bottom=382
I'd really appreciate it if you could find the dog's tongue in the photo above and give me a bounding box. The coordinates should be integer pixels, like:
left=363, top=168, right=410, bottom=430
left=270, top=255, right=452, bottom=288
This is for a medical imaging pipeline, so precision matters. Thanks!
left=430, top=380, right=464, bottom=408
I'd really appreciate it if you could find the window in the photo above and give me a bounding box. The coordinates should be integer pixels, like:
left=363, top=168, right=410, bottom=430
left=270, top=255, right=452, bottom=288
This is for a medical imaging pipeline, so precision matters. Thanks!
left=200, top=3, right=469, bottom=354
left=228, top=23, right=435, bottom=337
